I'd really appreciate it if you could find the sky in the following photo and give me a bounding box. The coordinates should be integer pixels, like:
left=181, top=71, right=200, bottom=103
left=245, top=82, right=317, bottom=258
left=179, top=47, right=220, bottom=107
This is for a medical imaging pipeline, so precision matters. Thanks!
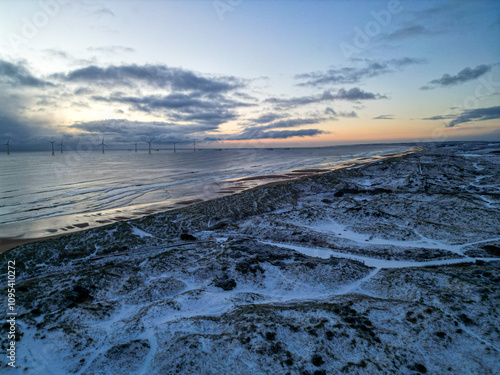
left=0, top=0, right=499, bottom=150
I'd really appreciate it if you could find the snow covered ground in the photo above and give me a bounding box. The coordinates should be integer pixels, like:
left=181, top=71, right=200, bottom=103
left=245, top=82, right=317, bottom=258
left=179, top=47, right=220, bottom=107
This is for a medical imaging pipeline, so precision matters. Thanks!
left=1, top=142, right=499, bottom=374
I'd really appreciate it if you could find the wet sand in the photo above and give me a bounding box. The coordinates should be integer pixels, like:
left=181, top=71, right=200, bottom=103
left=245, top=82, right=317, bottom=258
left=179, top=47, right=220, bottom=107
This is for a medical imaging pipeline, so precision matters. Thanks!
left=0, top=147, right=419, bottom=253
left=0, top=234, right=70, bottom=253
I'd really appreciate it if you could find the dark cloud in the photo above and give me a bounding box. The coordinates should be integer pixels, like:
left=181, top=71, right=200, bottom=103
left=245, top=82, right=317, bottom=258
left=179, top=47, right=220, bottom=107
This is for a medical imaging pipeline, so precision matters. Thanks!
left=261, top=118, right=321, bottom=130
left=384, top=25, right=433, bottom=41
left=296, top=58, right=425, bottom=87
left=420, top=64, right=492, bottom=90
left=266, top=88, right=386, bottom=109
left=373, top=115, right=394, bottom=120
left=410, top=1, right=470, bottom=30
left=69, top=118, right=326, bottom=143
left=225, top=113, right=332, bottom=140
left=250, top=113, right=286, bottom=124
left=93, top=93, right=212, bottom=111
left=340, top=111, right=358, bottom=118
left=35, top=96, right=59, bottom=108
left=169, top=109, right=238, bottom=125
left=70, top=119, right=216, bottom=143
left=412, top=2, right=459, bottom=18
left=383, top=2, right=474, bottom=45
left=0, top=110, right=49, bottom=150
left=421, top=115, right=455, bottom=120
left=324, top=107, right=357, bottom=118
left=336, top=87, right=385, bottom=100
left=233, top=92, right=258, bottom=102
left=0, top=59, right=52, bottom=87
left=230, top=128, right=325, bottom=140
left=325, top=107, right=336, bottom=116
left=0, top=58, right=256, bottom=144
left=446, top=105, right=500, bottom=127
left=91, top=92, right=251, bottom=125
left=74, top=87, right=94, bottom=95
left=52, top=64, right=244, bottom=93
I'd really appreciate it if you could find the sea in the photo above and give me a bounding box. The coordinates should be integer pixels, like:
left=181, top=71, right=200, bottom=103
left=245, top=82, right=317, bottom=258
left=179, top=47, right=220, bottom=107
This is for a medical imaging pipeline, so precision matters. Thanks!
left=0, top=144, right=411, bottom=243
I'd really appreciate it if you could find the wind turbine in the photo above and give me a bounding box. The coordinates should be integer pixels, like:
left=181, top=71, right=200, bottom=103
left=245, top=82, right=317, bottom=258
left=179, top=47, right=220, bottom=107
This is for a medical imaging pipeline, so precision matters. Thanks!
left=59, top=139, right=65, bottom=154
left=98, top=137, right=109, bottom=154
left=50, top=140, right=56, bottom=156
left=4, top=137, right=10, bottom=155
left=173, top=142, right=176, bottom=153
left=193, top=140, right=196, bottom=152
left=145, top=137, right=155, bottom=154
left=135, top=143, right=137, bottom=152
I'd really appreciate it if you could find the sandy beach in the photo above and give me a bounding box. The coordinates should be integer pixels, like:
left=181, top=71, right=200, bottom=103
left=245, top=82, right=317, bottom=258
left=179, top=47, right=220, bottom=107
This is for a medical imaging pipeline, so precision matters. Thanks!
left=0, top=147, right=418, bottom=253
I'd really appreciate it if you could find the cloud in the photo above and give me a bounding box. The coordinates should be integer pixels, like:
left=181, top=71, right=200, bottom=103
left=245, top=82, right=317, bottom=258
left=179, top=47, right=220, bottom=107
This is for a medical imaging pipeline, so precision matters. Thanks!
left=420, top=64, right=492, bottom=90
left=169, top=109, right=238, bottom=125
left=0, top=59, right=52, bottom=87
left=325, top=107, right=357, bottom=118
left=70, top=119, right=216, bottom=143
left=373, top=114, right=394, bottom=120
left=0, top=113, right=42, bottom=144
left=325, top=107, right=336, bottom=116
left=43, top=49, right=73, bottom=60
left=249, top=113, right=286, bottom=124
left=74, top=87, right=94, bottom=95
left=229, top=128, right=325, bottom=140
left=446, top=105, right=500, bottom=127
left=93, top=93, right=214, bottom=111
left=410, top=0, right=471, bottom=31
left=0, top=58, right=359, bottom=145
left=52, top=64, right=244, bottom=93
left=266, top=88, right=386, bottom=109
left=341, top=111, right=358, bottom=118
left=421, top=115, right=455, bottom=120
left=412, top=5, right=449, bottom=18
left=69, top=118, right=326, bottom=143
left=91, top=7, right=115, bottom=17
left=335, top=87, right=385, bottom=100
left=384, top=25, right=433, bottom=41
left=260, top=118, right=322, bottom=130
left=56, top=63, right=254, bottom=128
left=87, top=46, right=135, bottom=54
left=228, top=113, right=331, bottom=140
left=0, top=94, right=50, bottom=149
left=296, top=58, right=425, bottom=87
left=91, top=92, right=252, bottom=125
left=0, top=58, right=257, bottom=145
left=42, top=49, right=96, bottom=68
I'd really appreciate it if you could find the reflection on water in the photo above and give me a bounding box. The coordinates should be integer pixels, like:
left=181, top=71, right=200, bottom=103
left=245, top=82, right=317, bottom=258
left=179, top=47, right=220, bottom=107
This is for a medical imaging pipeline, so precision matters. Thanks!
left=0, top=145, right=409, bottom=240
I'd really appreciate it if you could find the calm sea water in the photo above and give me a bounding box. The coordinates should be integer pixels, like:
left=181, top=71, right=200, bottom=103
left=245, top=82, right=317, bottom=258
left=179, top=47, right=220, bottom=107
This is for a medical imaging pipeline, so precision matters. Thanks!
left=0, top=144, right=409, bottom=240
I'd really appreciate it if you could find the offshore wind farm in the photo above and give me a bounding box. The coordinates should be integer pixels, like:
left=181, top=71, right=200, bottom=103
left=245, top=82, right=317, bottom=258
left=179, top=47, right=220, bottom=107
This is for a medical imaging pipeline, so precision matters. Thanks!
left=4, top=137, right=206, bottom=155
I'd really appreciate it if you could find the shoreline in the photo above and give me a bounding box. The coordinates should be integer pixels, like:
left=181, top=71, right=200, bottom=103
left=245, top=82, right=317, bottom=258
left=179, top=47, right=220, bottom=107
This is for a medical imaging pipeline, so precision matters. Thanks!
left=2, top=142, right=499, bottom=374
left=0, top=147, right=419, bottom=253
